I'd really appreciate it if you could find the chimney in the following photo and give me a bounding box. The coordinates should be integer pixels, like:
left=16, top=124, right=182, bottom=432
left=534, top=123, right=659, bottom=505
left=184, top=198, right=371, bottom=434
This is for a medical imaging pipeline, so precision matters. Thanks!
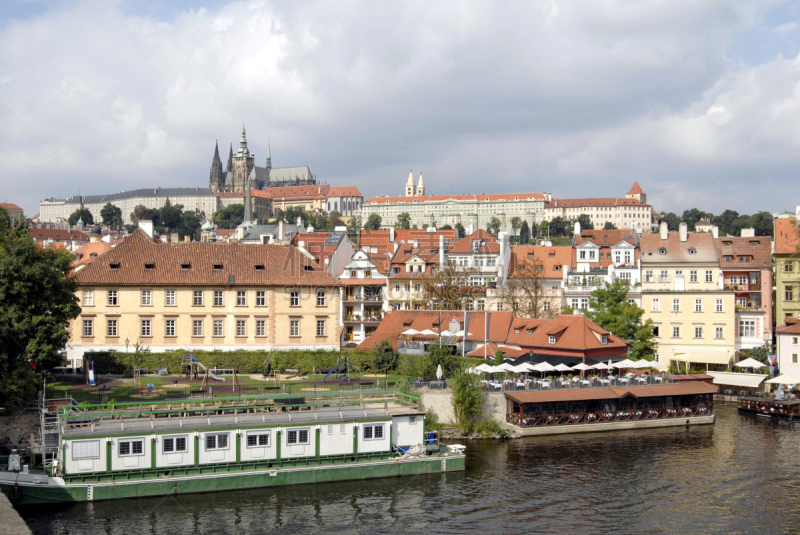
left=711, top=226, right=719, bottom=239
left=237, top=226, right=245, bottom=240
left=467, top=224, right=474, bottom=235
left=679, top=222, right=688, bottom=242
left=659, top=221, right=668, bottom=240
left=184, top=235, right=190, bottom=243
left=389, top=228, right=395, bottom=243
left=138, top=220, right=154, bottom=239
left=296, top=216, right=302, bottom=227
left=573, top=220, right=581, bottom=237
left=740, top=228, right=755, bottom=238
left=439, top=234, right=446, bottom=268
left=278, top=220, right=285, bottom=242
left=412, top=239, right=419, bottom=249
left=393, top=242, right=399, bottom=254
left=299, top=241, right=305, bottom=248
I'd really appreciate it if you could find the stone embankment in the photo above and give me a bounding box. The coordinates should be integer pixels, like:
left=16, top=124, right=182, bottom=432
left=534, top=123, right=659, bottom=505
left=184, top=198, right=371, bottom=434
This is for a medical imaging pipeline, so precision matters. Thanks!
left=419, top=388, right=520, bottom=439
left=0, top=412, right=39, bottom=455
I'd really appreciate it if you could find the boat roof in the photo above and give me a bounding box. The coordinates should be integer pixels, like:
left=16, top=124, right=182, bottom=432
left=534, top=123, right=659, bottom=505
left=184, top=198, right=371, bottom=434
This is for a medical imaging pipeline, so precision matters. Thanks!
left=741, top=397, right=800, bottom=405
left=62, top=405, right=421, bottom=438
left=505, top=382, right=717, bottom=404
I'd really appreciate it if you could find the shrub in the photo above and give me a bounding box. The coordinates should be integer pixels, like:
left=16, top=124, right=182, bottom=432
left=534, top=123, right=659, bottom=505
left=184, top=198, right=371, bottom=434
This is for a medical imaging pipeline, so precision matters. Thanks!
left=451, top=371, right=486, bottom=433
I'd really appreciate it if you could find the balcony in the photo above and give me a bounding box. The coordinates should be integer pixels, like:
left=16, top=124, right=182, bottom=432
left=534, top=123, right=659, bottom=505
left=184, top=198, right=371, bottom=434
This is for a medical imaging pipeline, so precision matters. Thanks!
left=398, top=341, right=426, bottom=354
left=725, top=284, right=760, bottom=292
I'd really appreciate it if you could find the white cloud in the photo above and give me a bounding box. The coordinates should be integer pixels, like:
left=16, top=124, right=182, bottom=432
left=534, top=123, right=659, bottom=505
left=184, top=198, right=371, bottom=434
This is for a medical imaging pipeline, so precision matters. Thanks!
left=0, top=0, right=798, bottom=217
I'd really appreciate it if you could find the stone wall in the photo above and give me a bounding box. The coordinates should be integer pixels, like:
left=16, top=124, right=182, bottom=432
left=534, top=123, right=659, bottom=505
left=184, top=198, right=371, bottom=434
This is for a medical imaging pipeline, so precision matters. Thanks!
left=420, top=390, right=505, bottom=425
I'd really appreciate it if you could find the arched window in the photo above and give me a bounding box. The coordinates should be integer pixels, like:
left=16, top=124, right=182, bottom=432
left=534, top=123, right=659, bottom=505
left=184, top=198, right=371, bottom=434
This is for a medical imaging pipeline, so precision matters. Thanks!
left=334, top=201, right=338, bottom=212
left=327, top=202, right=330, bottom=212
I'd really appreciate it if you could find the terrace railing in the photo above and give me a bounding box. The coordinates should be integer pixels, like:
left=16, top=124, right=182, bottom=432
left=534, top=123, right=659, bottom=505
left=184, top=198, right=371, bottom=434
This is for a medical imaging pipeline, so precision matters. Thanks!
left=507, top=404, right=711, bottom=427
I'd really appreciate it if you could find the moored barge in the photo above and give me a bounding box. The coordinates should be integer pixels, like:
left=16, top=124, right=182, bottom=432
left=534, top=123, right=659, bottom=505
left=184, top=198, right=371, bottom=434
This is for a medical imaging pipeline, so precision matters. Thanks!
left=0, top=393, right=464, bottom=504
left=738, top=396, right=800, bottom=421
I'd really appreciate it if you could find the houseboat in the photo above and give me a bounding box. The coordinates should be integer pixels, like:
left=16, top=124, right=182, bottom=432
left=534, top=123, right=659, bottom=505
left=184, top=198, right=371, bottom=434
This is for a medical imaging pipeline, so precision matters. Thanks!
left=738, top=396, right=800, bottom=421
left=0, top=394, right=464, bottom=504
left=505, top=381, right=718, bottom=436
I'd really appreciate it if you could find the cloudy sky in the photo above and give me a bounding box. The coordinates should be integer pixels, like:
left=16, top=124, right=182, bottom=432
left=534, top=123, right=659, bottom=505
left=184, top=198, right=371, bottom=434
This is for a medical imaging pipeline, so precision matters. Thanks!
left=2, top=0, right=800, bottom=217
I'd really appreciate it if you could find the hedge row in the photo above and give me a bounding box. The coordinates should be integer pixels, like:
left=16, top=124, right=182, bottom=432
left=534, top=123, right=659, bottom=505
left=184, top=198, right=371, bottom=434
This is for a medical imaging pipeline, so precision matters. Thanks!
left=88, top=349, right=482, bottom=378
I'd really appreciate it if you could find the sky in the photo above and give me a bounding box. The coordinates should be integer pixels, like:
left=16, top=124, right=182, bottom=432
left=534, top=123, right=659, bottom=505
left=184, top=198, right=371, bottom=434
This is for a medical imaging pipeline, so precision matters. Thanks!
left=2, top=0, right=800, bottom=218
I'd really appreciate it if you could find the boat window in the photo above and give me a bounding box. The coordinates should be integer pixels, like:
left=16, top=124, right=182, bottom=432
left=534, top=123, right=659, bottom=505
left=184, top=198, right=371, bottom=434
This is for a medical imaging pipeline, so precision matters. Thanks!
left=246, top=431, right=270, bottom=447
left=409, top=416, right=417, bottom=425
left=363, top=424, right=385, bottom=440
left=205, top=433, right=229, bottom=450
left=119, top=438, right=145, bottom=456
left=71, top=440, right=100, bottom=460
left=163, top=436, right=188, bottom=453
left=287, top=428, right=310, bottom=445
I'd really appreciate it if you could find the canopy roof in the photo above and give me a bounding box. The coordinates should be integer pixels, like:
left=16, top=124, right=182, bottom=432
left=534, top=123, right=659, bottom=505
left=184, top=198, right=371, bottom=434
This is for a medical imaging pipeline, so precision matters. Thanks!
left=766, top=374, right=800, bottom=384
left=671, top=352, right=733, bottom=365
left=735, top=358, right=767, bottom=369
left=706, top=372, right=767, bottom=388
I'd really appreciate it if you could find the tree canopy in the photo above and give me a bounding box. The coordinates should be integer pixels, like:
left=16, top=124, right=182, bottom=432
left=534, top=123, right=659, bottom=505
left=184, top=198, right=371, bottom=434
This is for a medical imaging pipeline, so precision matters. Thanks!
left=364, top=213, right=382, bottom=230
left=603, top=221, right=617, bottom=230
left=656, top=208, right=774, bottom=237
left=518, top=220, right=531, bottom=244
left=68, top=208, right=94, bottom=226
left=577, top=213, right=593, bottom=230
left=395, top=212, right=411, bottom=230
left=213, top=204, right=245, bottom=229
left=510, top=216, right=522, bottom=237
left=586, top=279, right=656, bottom=360
left=0, top=209, right=80, bottom=411
left=455, top=222, right=466, bottom=239
left=486, top=217, right=501, bottom=237
left=100, top=203, right=123, bottom=229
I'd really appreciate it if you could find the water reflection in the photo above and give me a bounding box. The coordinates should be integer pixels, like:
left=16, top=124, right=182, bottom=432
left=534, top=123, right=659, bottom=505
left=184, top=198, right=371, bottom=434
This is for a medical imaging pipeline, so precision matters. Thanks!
left=20, top=404, right=800, bottom=534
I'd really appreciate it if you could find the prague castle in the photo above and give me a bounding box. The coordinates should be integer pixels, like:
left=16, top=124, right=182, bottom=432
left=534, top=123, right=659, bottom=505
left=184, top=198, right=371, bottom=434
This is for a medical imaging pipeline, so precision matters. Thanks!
left=209, top=125, right=317, bottom=193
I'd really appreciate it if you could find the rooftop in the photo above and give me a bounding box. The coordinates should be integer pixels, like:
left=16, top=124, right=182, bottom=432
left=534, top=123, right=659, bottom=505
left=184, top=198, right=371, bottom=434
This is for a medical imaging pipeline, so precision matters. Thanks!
left=639, top=232, right=719, bottom=264
left=714, top=236, right=771, bottom=269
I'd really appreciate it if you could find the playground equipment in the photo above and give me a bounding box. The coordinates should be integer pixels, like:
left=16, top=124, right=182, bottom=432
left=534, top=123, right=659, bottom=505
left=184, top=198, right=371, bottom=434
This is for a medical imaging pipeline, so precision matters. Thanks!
left=181, top=354, right=240, bottom=391
left=321, top=355, right=364, bottom=383
left=84, top=361, right=97, bottom=386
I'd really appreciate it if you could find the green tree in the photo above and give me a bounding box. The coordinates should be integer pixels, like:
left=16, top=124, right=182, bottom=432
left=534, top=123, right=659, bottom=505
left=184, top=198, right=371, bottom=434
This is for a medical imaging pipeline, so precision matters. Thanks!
left=213, top=204, right=245, bottom=229
left=364, top=213, right=382, bottom=230
left=327, top=210, right=343, bottom=230
left=660, top=212, right=681, bottom=231
left=347, top=214, right=362, bottom=235
left=547, top=217, right=569, bottom=237
left=0, top=210, right=80, bottom=411
left=586, top=279, right=656, bottom=360
left=131, top=204, right=160, bottom=226
left=159, top=198, right=184, bottom=231
left=440, top=224, right=453, bottom=230
left=396, top=212, right=411, bottom=230
left=455, top=222, right=466, bottom=239
left=712, top=210, right=739, bottom=236
left=486, top=217, right=501, bottom=237
left=100, top=203, right=123, bottom=229
left=178, top=210, right=204, bottom=241
left=603, top=221, right=617, bottom=230
left=577, top=213, right=593, bottom=230
left=68, top=208, right=94, bottom=226
left=451, top=371, right=485, bottom=433
left=510, top=216, right=522, bottom=238
left=519, top=220, right=530, bottom=244
left=373, top=340, right=398, bottom=373
left=427, top=341, right=462, bottom=379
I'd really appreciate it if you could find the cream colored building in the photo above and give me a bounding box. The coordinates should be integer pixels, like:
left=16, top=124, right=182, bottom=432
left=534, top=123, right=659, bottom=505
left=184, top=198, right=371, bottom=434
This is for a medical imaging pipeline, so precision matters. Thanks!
left=68, top=229, right=341, bottom=369
left=544, top=182, right=652, bottom=234
left=641, top=222, right=735, bottom=371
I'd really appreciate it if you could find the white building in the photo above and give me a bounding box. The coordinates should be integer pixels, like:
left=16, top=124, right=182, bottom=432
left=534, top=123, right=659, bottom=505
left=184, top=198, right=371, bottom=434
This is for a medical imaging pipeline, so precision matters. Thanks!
left=339, top=250, right=389, bottom=346
left=544, top=182, right=652, bottom=234
left=776, top=319, right=800, bottom=377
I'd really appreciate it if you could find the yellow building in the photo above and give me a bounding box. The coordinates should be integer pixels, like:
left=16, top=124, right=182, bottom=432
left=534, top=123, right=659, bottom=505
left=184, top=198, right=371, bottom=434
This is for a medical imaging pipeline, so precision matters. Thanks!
left=68, top=230, right=341, bottom=369
left=640, top=223, right=735, bottom=371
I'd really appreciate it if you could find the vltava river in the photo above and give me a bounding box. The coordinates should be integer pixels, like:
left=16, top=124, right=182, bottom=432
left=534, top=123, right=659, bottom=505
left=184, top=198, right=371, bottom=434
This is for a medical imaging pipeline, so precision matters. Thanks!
left=19, top=403, right=798, bottom=534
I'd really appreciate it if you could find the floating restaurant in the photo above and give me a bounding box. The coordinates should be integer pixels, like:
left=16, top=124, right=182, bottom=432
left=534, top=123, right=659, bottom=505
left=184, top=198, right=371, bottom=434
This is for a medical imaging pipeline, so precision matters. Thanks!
left=738, top=396, right=800, bottom=422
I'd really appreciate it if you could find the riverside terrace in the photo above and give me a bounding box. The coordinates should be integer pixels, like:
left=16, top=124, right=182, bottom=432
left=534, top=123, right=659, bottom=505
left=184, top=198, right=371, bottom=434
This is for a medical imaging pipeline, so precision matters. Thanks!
left=504, top=381, right=718, bottom=433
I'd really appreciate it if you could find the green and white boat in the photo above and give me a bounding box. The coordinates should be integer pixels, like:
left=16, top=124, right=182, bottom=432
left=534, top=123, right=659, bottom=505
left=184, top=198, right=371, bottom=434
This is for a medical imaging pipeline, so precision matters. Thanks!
left=1, top=393, right=464, bottom=504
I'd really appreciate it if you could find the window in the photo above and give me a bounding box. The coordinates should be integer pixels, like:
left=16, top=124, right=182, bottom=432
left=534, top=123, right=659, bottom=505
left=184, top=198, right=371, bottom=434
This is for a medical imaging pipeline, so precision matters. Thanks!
left=736, top=297, right=747, bottom=307
left=579, top=251, right=586, bottom=259
left=237, top=291, right=246, bottom=306
left=165, top=319, right=175, bottom=337
left=83, top=291, right=93, bottom=306
left=653, top=326, right=660, bottom=337
left=363, top=424, right=384, bottom=440
left=652, top=298, right=660, bottom=312
left=350, top=270, right=357, bottom=277
left=193, top=291, right=203, bottom=306
left=715, top=299, right=723, bottom=313
left=739, top=275, right=747, bottom=285
left=214, top=291, right=223, bottom=307
left=118, top=438, right=145, bottom=456
left=660, top=271, right=669, bottom=283
left=290, top=291, right=299, bottom=307
left=739, top=320, right=756, bottom=338
left=690, top=270, right=697, bottom=283
left=404, top=284, right=410, bottom=292
left=316, top=320, right=326, bottom=337
left=624, top=251, right=631, bottom=264
left=705, top=271, right=713, bottom=283
left=394, top=284, right=401, bottom=292
left=165, top=290, right=176, bottom=306
left=213, top=320, right=223, bottom=336
left=786, top=287, right=793, bottom=301
left=317, top=291, right=326, bottom=306
left=543, top=302, right=550, bottom=312
left=715, top=327, right=724, bottom=339
left=71, top=440, right=100, bottom=460
left=83, top=319, right=93, bottom=337
left=290, top=320, right=299, bottom=337
left=141, top=320, right=151, bottom=337
left=236, top=320, right=246, bottom=337
left=103, top=318, right=117, bottom=337
left=256, top=291, right=266, bottom=306
left=256, top=320, right=265, bottom=337
left=287, top=428, right=310, bottom=445
left=548, top=335, right=556, bottom=344
left=672, top=299, right=680, bottom=312
left=579, top=298, right=589, bottom=310
left=694, top=299, right=703, bottom=312
left=619, top=272, right=631, bottom=282
left=588, top=250, right=595, bottom=260
left=785, top=262, right=794, bottom=272
left=141, top=290, right=151, bottom=306
left=672, top=326, right=681, bottom=338
left=246, top=431, right=270, bottom=447
left=365, top=270, right=372, bottom=278
left=414, top=284, right=421, bottom=292
left=645, top=270, right=653, bottom=282
left=163, top=436, right=187, bottom=453
left=794, top=354, right=799, bottom=364
left=205, top=433, right=229, bottom=450
left=409, top=416, right=418, bottom=425
left=192, top=320, right=203, bottom=337
left=694, top=327, right=703, bottom=339
left=107, top=290, right=118, bottom=306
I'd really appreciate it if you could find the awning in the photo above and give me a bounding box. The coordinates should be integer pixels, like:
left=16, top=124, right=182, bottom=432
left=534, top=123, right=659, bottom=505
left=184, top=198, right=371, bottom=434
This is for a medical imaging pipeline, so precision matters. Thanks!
left=706, top=372, right=767, bottom=388
left=671, top=352, right=733, bottom=365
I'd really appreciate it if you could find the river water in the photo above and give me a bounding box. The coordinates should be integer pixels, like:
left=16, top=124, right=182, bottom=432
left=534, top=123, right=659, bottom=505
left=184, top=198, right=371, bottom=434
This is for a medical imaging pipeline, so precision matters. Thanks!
left=19, top=403, right=799, bottom=534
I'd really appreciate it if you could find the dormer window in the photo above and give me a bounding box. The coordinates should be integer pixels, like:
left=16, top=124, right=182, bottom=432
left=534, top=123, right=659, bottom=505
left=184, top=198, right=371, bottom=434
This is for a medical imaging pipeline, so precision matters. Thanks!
left=601, top=335, right=608, bottom=345
left=658, top=248, right=666, bottom=255
left=110, top=263, right=120, bottom=269
left=90, top=253, right=97, bottom=259
left=548, top=335, right=556, bottom=344
left=548, top=252, right=555, bottom=258
left=145, top=263, right=155, bottom=270
left=688, top=248, right=696, bottom=254
left=213, top=264, right=223, bottom=270
left=181, top=263, right=190, bottom=270
left=515, top=329, right=520, bottom=334
left=526, top=330, right=532, bottom=335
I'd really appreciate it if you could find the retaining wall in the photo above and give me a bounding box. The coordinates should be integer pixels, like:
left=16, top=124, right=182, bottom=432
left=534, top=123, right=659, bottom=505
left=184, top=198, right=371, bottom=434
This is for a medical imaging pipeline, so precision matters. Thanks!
left=420, top=390, right=505, bottom=425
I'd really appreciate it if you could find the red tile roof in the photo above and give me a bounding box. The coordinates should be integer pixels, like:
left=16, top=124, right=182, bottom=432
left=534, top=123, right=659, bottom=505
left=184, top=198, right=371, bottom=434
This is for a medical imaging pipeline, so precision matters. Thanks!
left=466, top=343, right=525, bottom=358
left=574, top=229, right=637, bottom=247
left=0, top=202, right=22, bottom=211
left=626, top=181, right=645, bottom=195
left=546, top=198, right=650, bottom=208
left=640, top=232, right=718, bottom=264
left=72, top=242, right=113, bottom=267
left=73, top=229, right=339, bottom=287
left=777, top=317, right=800, bottom=335
left=512, top=315, right=628, bottom=352
left=446, top=229, right=499, bottom=254
left=326, top=186, right=363, bottom=198
left=29, top=228, right=89, bottom=242
left=365, top=193, right=545, bottom=204
left=714, top=236, right=771, bottom=269
left=774, top=217, right=799, bottom=255
left=509, top=246, right=571, bottom=278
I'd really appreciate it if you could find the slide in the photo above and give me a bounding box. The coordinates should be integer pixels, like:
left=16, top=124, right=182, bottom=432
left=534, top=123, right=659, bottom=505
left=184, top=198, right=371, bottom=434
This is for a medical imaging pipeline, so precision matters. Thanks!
left=195, top=362, right=225, bottom=382
left=87, top=361, right=97, bottom=386
left=321, top=365, right=338, bottom=383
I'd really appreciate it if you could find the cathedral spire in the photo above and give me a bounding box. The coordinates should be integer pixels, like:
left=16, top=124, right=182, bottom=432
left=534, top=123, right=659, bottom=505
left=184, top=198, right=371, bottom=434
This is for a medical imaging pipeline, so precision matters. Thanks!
left=226, top=144, right=233, bottom=173
left=236, top=123, right=251, bottom=158
left=209, top=140, right=224, bottom=192
left=243, top=175, right=253, bottom=224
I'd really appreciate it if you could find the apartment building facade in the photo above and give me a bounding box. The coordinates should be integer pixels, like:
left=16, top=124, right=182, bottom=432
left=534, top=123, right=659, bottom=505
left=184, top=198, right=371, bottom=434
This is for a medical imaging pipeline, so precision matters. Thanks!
left=774, top=215, right=800, bottom=323
left=68, top=230, right=342, bottom=368
left=339, top=250, right=389, bottom=346
left=640, top=223, right=735, bottom=371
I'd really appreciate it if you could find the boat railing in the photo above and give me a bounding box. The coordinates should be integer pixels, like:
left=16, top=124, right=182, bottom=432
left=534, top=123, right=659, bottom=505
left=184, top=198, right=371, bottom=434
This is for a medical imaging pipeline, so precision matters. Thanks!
left=507, top=404, right=712, bottom=427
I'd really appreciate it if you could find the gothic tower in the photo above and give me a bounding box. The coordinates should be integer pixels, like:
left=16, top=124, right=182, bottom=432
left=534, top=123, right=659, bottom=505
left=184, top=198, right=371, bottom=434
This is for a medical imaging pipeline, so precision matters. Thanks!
left=226, top=144, right=233, bottom=174
left=231, top=124, right=255, bottom=192
left=265, top=142, right=272, bottom=187
left=415, top=172, right=425, bottom=196
left=209, top=141, right=224, bottom=192
left=405, top=170, right=415, bottom=197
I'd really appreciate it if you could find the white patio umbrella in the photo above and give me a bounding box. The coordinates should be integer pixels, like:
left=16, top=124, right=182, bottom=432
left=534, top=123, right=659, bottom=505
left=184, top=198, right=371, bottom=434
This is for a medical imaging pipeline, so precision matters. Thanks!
left=572, top=363, right=593, bottom=371
left=612, top=359, right=637, bottom=369
left=418, top=329, right=438, bottom=336
left=632, top=359, right=653, bottom=369
left=510, top=364, right=532, bottom=373
left=475, top=363, right=495, bottom=373
left=401, top=328, right=419, bottom=336
left=554, top=363, right=573, bottom=373
left=436, top=364, right=443, bottom=380
left=736, top=357, right=767, bottom=369
left=766, top=374, right=800, bottom=384
left=439, top=330, right=454, bottom=337
left=497, top=362, right=517, bottom=372
left=591, top=362, right=612, bottom=370
left=453, top=330, right=474, bottom=337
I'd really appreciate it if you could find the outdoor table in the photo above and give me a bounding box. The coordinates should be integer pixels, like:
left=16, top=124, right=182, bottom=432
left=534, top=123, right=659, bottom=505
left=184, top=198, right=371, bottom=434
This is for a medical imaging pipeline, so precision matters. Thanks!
left=619, top=378, right=630, bottom=384
left=572, top=377, right=580, bottom=383
left=654, top=376, right=663, bottom=383
left=598, top=378, right=609, bottom=385
left=580, top=380, right=590, bottom=386
left=608, top=375, right=617, bottom=379
left=635, top=377, right=647, bottom=384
